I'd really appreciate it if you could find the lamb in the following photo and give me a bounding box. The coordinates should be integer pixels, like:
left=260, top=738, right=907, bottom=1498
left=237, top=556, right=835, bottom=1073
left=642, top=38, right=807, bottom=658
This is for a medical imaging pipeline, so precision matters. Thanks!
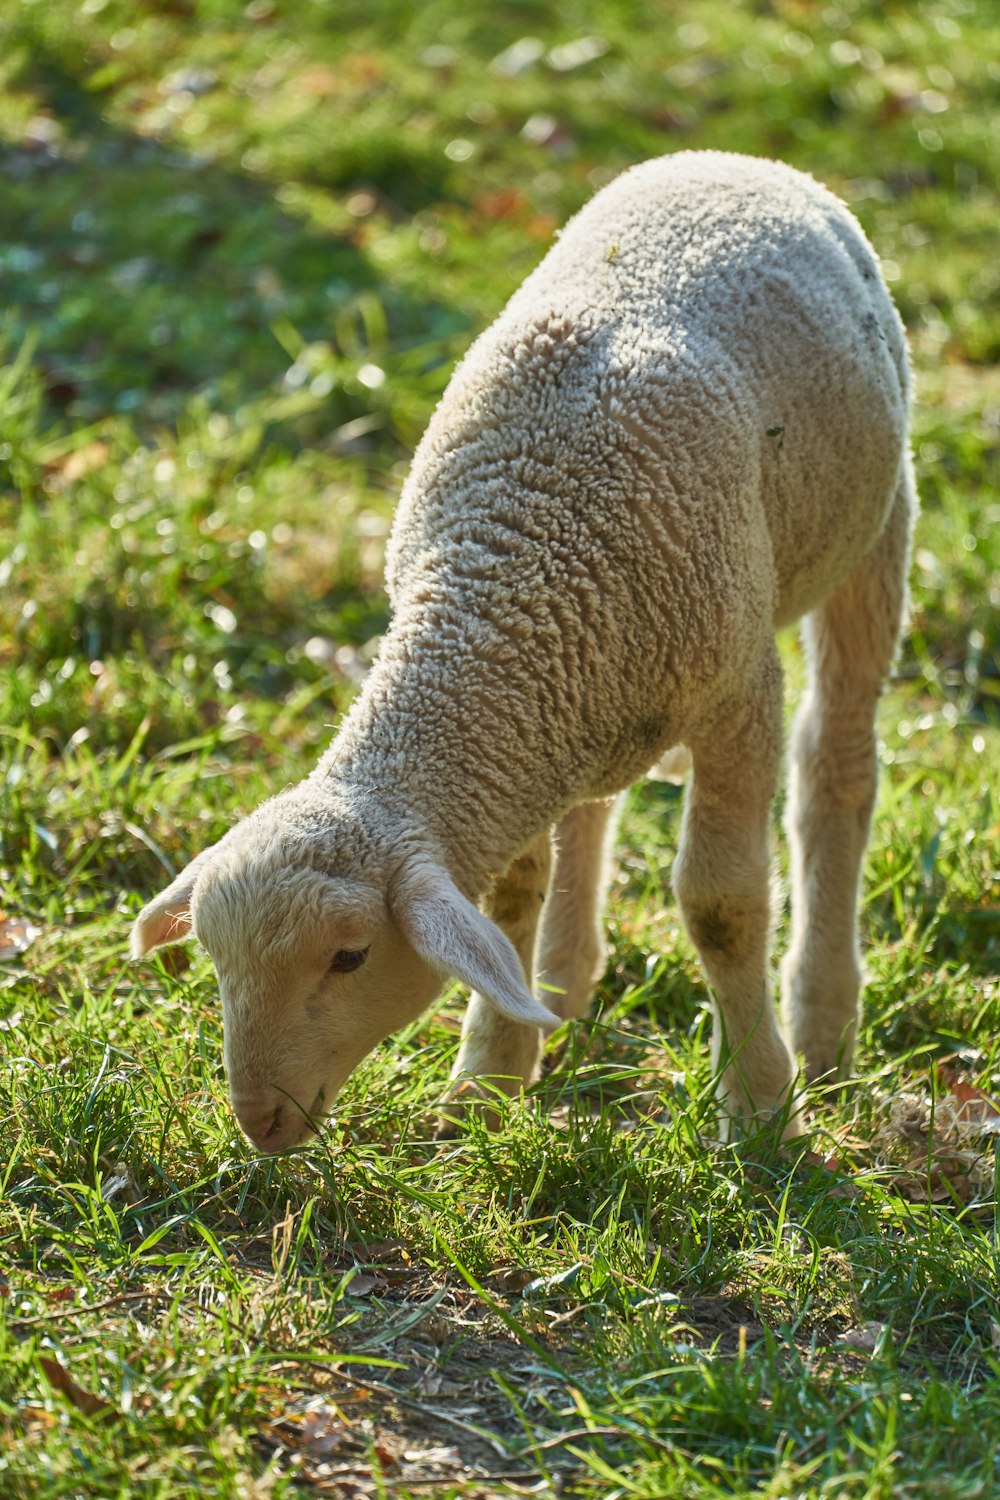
left=131, top=151, right=915, bottom=1154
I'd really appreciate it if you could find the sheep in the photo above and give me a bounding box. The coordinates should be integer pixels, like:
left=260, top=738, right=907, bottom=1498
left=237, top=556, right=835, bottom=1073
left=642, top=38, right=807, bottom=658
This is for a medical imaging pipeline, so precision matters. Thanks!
left=131, top=151, right=915, bottom=1153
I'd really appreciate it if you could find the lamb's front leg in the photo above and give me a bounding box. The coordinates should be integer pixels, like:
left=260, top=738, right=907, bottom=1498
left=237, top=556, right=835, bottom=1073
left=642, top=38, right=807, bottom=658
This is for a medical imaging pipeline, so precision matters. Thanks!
left=439, top=831, right=553, bottom=1130
left=673, top=652, right=800, bottom=1136
left=537, top=797, right=620, bottom=1020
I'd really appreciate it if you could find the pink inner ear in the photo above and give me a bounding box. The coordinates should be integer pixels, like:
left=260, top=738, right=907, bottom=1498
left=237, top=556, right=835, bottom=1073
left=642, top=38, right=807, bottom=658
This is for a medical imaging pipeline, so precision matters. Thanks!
left=130, top=900, right=194, bottom=958
left=128, top=841, right=220, bottom=958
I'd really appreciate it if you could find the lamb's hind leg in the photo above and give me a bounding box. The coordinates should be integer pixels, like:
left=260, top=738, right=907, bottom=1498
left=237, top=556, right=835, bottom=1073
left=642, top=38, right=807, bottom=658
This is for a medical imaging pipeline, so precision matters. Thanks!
left=536, top=797, right=620, bottom=1020
left=781, top=472, right=914, bottom=1082
left=673, top=646, right=798, bottom=1133
left=439, top=832, right=552, bottom=1129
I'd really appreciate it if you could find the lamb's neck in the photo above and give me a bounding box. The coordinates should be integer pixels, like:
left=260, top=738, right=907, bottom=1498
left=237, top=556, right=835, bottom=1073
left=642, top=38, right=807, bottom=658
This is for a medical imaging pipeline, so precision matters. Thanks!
left=312, top=626, right=556, bottom=896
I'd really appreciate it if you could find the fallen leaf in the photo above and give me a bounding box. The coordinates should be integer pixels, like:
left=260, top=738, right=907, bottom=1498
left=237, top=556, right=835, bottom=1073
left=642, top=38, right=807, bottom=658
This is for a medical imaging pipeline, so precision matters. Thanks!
left=372, top=1440, right=398, bottom=1469
left=345, top=1273, right=383, bottom=1297
left=803, top=1148, right=860, bottom=1195
left=488, top=1263, right=538, bottom=1294
left=100, top=1161, right=142, bottom=1205
left=938, top=1069, right=1000, bottom=1134
left=871, top=1085, right=997, bottom=1203
left=38, top=1356, right=117, bottom=1421
left=804, top=1150, right=843, bottom=1173
left=299, top=1405, right=352, bottom=1458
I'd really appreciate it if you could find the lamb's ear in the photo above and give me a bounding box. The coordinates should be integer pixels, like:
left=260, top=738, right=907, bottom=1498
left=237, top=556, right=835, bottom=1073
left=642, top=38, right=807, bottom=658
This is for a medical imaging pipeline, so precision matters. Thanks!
left=392, top=864, right=558, bottom=1031
left=129, top=845, right=218, bottom=958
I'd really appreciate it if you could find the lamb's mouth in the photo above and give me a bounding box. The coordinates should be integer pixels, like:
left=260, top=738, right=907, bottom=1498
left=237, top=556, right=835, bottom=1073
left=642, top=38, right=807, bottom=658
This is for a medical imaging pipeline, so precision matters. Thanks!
left=275, top=1087, right=328, bottom=1147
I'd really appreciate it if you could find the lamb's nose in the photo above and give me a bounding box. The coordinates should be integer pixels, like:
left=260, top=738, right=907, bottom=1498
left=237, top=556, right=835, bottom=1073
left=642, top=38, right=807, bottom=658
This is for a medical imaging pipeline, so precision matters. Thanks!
left=233, top=1097, right=289, bottom=1152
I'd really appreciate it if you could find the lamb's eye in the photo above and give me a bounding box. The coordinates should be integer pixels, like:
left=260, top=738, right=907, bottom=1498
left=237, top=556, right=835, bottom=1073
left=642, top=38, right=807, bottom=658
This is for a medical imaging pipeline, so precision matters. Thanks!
left=330, top=947, right=369, bottom=974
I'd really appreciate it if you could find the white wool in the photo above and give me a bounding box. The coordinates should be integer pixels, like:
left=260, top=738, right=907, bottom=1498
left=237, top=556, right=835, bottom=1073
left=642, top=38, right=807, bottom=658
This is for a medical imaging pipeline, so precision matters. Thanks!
left=132, top=153, right=915, bottom=1151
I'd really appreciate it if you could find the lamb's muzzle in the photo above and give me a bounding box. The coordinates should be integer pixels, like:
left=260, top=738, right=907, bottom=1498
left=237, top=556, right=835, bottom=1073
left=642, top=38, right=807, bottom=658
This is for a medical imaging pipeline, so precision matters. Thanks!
left=231, top=1088, right=324, bottom=1153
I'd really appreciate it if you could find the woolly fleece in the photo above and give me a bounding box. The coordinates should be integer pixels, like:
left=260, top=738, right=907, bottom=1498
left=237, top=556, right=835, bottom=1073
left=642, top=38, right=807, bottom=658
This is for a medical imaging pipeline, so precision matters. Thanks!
left=335, top=150, right=909, bottom=884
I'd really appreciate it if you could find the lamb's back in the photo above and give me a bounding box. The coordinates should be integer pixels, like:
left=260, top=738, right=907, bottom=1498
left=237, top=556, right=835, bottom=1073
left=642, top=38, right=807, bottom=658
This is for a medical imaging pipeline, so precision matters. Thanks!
left=383, top=154, right=910, bottom=787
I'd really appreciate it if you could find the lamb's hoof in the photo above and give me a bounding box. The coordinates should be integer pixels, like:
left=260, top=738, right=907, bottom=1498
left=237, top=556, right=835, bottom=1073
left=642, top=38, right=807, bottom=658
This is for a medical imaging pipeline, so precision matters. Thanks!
left=434, top=1113, right=461, bottom=1142
left=719, top=1084, right=807, bottom=1145
left=799, top=1046, right=855, bottom=1094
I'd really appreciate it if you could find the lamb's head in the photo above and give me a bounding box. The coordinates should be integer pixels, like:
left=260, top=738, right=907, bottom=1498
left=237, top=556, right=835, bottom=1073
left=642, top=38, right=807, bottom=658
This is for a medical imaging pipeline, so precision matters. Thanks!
left=130, top=797, right=556, bottom=1151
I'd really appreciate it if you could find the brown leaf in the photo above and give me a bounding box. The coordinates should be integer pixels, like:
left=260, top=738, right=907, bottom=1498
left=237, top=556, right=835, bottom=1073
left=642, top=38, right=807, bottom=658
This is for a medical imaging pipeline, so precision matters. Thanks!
left=804, top=1150, right=842, bottom=1173
left=38, top=1356, right=117, bottom=1421
left=348, top=1239, right=409, bottom=1263
left=487, top=1262, right=539, bottom=1294
left=298, top=1405, right=353, bottom=1458
left=803, top=1149, right=860, bottom=1194
left=346, top=1273, right=383, bottom=1298
left=939, top=1069, right=1000, bottom=1134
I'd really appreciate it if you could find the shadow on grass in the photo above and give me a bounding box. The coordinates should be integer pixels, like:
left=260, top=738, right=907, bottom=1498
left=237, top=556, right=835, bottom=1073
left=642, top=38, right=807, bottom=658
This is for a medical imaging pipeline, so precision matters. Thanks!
left=0, top=40, right=466, bottom=426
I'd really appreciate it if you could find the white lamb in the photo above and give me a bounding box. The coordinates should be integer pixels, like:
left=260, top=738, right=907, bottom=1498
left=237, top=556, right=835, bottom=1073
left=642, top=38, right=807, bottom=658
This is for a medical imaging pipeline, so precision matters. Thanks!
left=131, top=152, right=915, bottom=1153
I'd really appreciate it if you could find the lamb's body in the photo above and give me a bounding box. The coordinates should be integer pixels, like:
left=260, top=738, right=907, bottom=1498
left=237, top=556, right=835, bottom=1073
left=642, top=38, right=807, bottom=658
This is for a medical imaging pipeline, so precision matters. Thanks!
left=337, top=153, right=909, bottom=877
left=132, top=153, right=915, bottom=1151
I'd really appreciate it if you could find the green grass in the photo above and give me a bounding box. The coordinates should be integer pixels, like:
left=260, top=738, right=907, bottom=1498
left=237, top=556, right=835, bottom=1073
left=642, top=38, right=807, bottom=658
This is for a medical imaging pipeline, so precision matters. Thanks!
left=1, top=0, right=999, bottom=1494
